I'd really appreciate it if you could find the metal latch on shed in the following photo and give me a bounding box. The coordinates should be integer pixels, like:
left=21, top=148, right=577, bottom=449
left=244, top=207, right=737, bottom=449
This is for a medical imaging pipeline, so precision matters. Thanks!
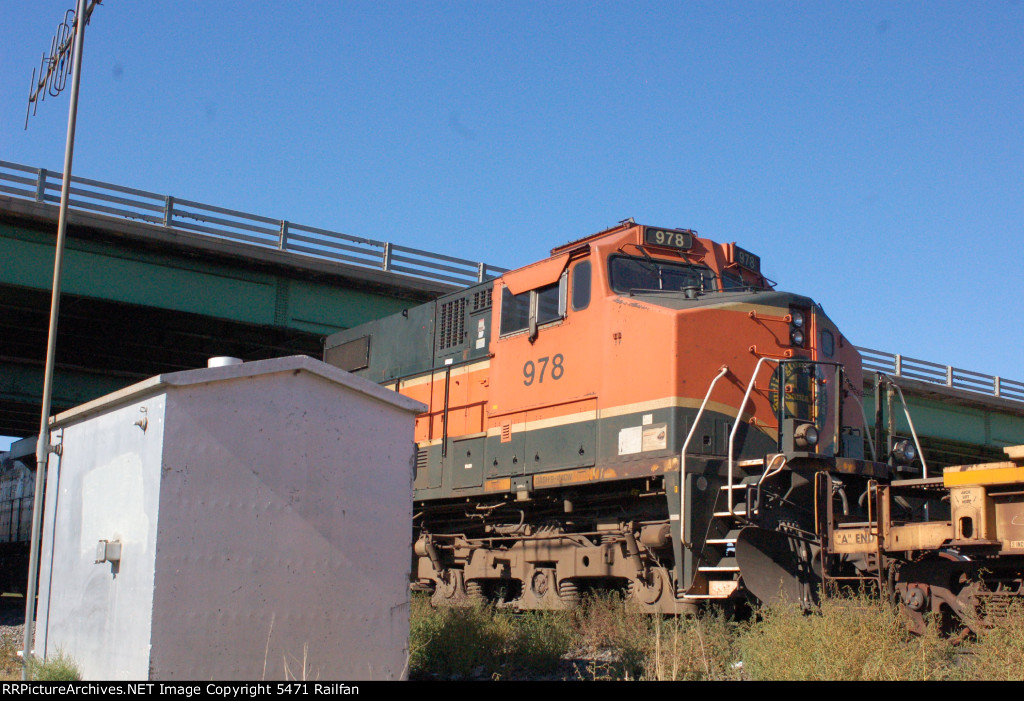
left=95, top=539, right=122, bottom=564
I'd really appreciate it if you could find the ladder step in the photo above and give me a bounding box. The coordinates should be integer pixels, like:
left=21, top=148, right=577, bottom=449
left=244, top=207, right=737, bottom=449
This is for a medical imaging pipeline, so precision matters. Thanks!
left=721, top=476, right=760, bottom=490
left=706, top=529, right=741, bottom=545
left=699, top=557, right=740, bottom=572
left=736, top=459, right=765, bottom=468
left=713, top=504, right=747, bottom=517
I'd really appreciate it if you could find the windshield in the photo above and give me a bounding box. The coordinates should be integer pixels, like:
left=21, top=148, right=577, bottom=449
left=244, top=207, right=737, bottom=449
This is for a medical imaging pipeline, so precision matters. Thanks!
left=609, top=256, right=717, bottom=294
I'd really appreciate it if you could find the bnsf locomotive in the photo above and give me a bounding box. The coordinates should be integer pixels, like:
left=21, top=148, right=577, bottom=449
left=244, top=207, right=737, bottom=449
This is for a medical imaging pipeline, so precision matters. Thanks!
left=324, top=220, right=892, bottom=613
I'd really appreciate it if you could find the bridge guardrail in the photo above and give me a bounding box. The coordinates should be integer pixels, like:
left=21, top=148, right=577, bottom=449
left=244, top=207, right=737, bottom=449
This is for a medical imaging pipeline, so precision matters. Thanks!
left=0, top=160, right=506, bottom=287
left=4, top=161, right=1019, bottom=406
left=858, top=346, right=1024, bottom=403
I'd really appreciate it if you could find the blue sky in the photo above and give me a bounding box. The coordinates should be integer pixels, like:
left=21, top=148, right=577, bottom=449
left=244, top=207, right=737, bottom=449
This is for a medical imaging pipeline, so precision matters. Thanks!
left=2, top=1, right=1023, bottom=443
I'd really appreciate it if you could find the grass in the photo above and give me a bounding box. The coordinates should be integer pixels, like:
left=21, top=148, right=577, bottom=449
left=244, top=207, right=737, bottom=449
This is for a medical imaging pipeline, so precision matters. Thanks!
left=954, top=600, right=1024, bottom=682
left=0, top=625, right=80, bottom=682
left=408, top=594, right=573, bottom=679
left=0, top=628, right=22, bottom=681
left=24, top=650, right=81, bottom=681
left=410, top=590, right=1024, bottom=681
left=738, top=594, right=957, bottom=681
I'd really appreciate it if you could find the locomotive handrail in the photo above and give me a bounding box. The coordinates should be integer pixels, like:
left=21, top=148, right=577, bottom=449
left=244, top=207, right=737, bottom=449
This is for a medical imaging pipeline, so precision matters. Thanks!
left=878, top=374, right=930, bottom=478
left=679, top=365, right=730, bottom=548
left=753, top=453, right=788, bottom=519
left=0, top=160, right=507, bottom=287
left=728, top=356, right=779, bottom=513
left=845, top=384, right=877, bottom=461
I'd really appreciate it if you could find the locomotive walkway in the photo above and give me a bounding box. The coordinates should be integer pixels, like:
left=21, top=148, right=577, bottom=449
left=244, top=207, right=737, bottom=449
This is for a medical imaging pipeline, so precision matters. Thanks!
left=0, top=160, right=1021, bottom=460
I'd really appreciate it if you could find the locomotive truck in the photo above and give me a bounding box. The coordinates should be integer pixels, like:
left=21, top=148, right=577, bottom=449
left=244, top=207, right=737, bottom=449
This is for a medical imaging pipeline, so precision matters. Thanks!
left=324, top=219, right=893, bottom=613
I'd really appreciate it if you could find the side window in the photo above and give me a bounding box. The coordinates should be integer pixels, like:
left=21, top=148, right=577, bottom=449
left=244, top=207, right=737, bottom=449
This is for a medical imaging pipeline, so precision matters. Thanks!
left=536, top=282, right=561, bottom=325
left=572, top=261, right=591, bottom=311
left=500, top=287, right=530, bottom=335
left=820, top=329, right=835, bottom=358
left=499, top=273, right=568, bottom=337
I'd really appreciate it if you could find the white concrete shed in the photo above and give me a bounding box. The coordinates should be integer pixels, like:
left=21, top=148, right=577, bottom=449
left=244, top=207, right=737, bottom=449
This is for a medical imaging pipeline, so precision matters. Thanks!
left=34, top=355, right=426, bottom=681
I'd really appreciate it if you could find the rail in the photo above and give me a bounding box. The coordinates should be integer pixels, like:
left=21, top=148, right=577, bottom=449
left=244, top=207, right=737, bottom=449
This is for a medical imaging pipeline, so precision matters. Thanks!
left=0, top=160, right=507, bottom=287
left=857, top=346, right=1024, bottom=404
left=727, top=356, right=778, bottom=513
left=679, top=365, right=730, bottom=547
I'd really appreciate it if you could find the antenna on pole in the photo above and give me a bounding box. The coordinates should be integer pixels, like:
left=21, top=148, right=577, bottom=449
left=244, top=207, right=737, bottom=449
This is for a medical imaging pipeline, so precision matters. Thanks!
left=21, top=0, right=102, bottom=680
left=24, top=2, right=100, bottom=129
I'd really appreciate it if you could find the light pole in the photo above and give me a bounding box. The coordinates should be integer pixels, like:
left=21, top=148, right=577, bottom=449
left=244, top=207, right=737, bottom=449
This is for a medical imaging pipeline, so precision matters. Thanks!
left=22, top=0, right=102, bottom=679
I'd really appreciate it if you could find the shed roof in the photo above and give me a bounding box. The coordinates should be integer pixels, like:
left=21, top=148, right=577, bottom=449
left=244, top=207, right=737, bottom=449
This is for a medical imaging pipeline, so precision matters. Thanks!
left=51, top=355, right=426, bottom=428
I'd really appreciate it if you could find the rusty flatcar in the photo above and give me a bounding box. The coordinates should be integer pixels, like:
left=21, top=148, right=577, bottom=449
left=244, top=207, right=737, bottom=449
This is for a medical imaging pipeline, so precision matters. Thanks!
left=819, top=446, right=1024, bottom=633
left=324, top=220, right=891, bottom=613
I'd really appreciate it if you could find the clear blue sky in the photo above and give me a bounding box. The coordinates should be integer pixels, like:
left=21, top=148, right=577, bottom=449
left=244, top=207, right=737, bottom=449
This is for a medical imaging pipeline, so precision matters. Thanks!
left=2, top=1, right=1023, bottom=442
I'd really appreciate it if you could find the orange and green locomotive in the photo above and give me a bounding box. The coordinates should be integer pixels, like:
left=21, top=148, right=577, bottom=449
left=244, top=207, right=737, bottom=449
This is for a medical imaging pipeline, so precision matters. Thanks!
left=324, top=220, right=891, bottom=612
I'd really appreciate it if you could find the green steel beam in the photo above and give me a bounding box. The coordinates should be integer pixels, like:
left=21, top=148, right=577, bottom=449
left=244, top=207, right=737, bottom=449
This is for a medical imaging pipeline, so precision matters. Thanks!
left=862, top=384, right=1024, bottom=449
left=0, top=201, right=453, bottom=438
left=0, top=221, right=413, bottom=335
left=0, top=362, right=135, bottom=410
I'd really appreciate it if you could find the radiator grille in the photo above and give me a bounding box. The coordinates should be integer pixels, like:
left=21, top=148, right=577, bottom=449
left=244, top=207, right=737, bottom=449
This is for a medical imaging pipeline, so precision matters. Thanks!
left=472, top=288, right=493, bottom=311
left=438, top=298, right=467, bottom=350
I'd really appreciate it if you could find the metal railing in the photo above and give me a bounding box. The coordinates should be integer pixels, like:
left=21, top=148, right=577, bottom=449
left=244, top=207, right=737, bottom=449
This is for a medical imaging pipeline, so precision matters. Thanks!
left=857, top=346, right=1024, bottom=403
left=0, top=160, right=507, bottom=287
left=3, top=159, right=1019, bottom=402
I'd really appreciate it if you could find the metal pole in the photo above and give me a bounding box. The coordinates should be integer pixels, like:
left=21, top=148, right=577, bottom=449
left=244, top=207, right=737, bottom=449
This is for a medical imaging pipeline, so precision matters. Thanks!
left=23, top=0, right=88, bottom=676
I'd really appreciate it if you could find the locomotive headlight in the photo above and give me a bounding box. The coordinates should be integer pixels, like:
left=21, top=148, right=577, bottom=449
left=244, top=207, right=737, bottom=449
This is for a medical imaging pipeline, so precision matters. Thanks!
left=791, top=310, right=805, bottom=328
left=891, top=439, right=917, bottom=465
left=794, top=422, right=819, bottom=448
left=791, top=328, right=805, bottom=346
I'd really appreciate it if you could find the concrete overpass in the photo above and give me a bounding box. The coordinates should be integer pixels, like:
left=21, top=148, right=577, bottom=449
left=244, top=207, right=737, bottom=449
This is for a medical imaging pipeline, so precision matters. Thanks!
left=0, top=160, right=503, bottom=437
left=1, top=159, right=1022, bottom=465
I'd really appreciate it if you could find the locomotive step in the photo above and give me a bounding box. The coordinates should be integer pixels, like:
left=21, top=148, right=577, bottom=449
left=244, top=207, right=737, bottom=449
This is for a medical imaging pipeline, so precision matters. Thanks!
left=713, top=504, right=747, bottom=517
left=720, top=476, right=762, bottom=490
left=697, top=556, right=740, bottom=573
left=705, top=529, right=741, bottom=545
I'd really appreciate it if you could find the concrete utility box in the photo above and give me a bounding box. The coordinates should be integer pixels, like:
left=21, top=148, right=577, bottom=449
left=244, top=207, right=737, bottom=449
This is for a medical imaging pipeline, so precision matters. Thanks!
left=35, top=355, right=425, bottom=681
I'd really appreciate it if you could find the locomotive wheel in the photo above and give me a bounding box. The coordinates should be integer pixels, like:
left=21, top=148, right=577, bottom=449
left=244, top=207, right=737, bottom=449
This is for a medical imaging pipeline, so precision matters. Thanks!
left=431, top=570, right=466, bottom=606
left=531, top=569, right=551, bottom=599
left=520, top=567, right=562, bottom=609
left=894, top=552, right=973, bottom=636
left=630, top=568, right=665, bottom=606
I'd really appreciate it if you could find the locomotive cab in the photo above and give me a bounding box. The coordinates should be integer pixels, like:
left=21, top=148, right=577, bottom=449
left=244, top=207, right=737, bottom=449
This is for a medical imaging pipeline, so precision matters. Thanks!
left=324, top=220, right=889, bottom=612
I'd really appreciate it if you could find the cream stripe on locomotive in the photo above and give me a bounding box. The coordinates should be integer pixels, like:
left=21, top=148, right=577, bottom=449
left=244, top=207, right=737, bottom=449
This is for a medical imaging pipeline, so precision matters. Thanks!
left=414, top=395, right=775, bottom=447
left=390, top=358, right=492, bottom=391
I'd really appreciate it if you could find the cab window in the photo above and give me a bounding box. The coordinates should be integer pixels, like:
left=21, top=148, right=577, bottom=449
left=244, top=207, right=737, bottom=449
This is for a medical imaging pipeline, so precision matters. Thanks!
left=500, top=288, right=530, bottom=335
left=536, top=283, right=561, bottom=324
left=499, top=273, right=568, bottom=337
left=721, top=273, right=745, bottom=290
left=609, top=256, right=715, bottom=294
left=571, top=261, right=591, bottom=311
